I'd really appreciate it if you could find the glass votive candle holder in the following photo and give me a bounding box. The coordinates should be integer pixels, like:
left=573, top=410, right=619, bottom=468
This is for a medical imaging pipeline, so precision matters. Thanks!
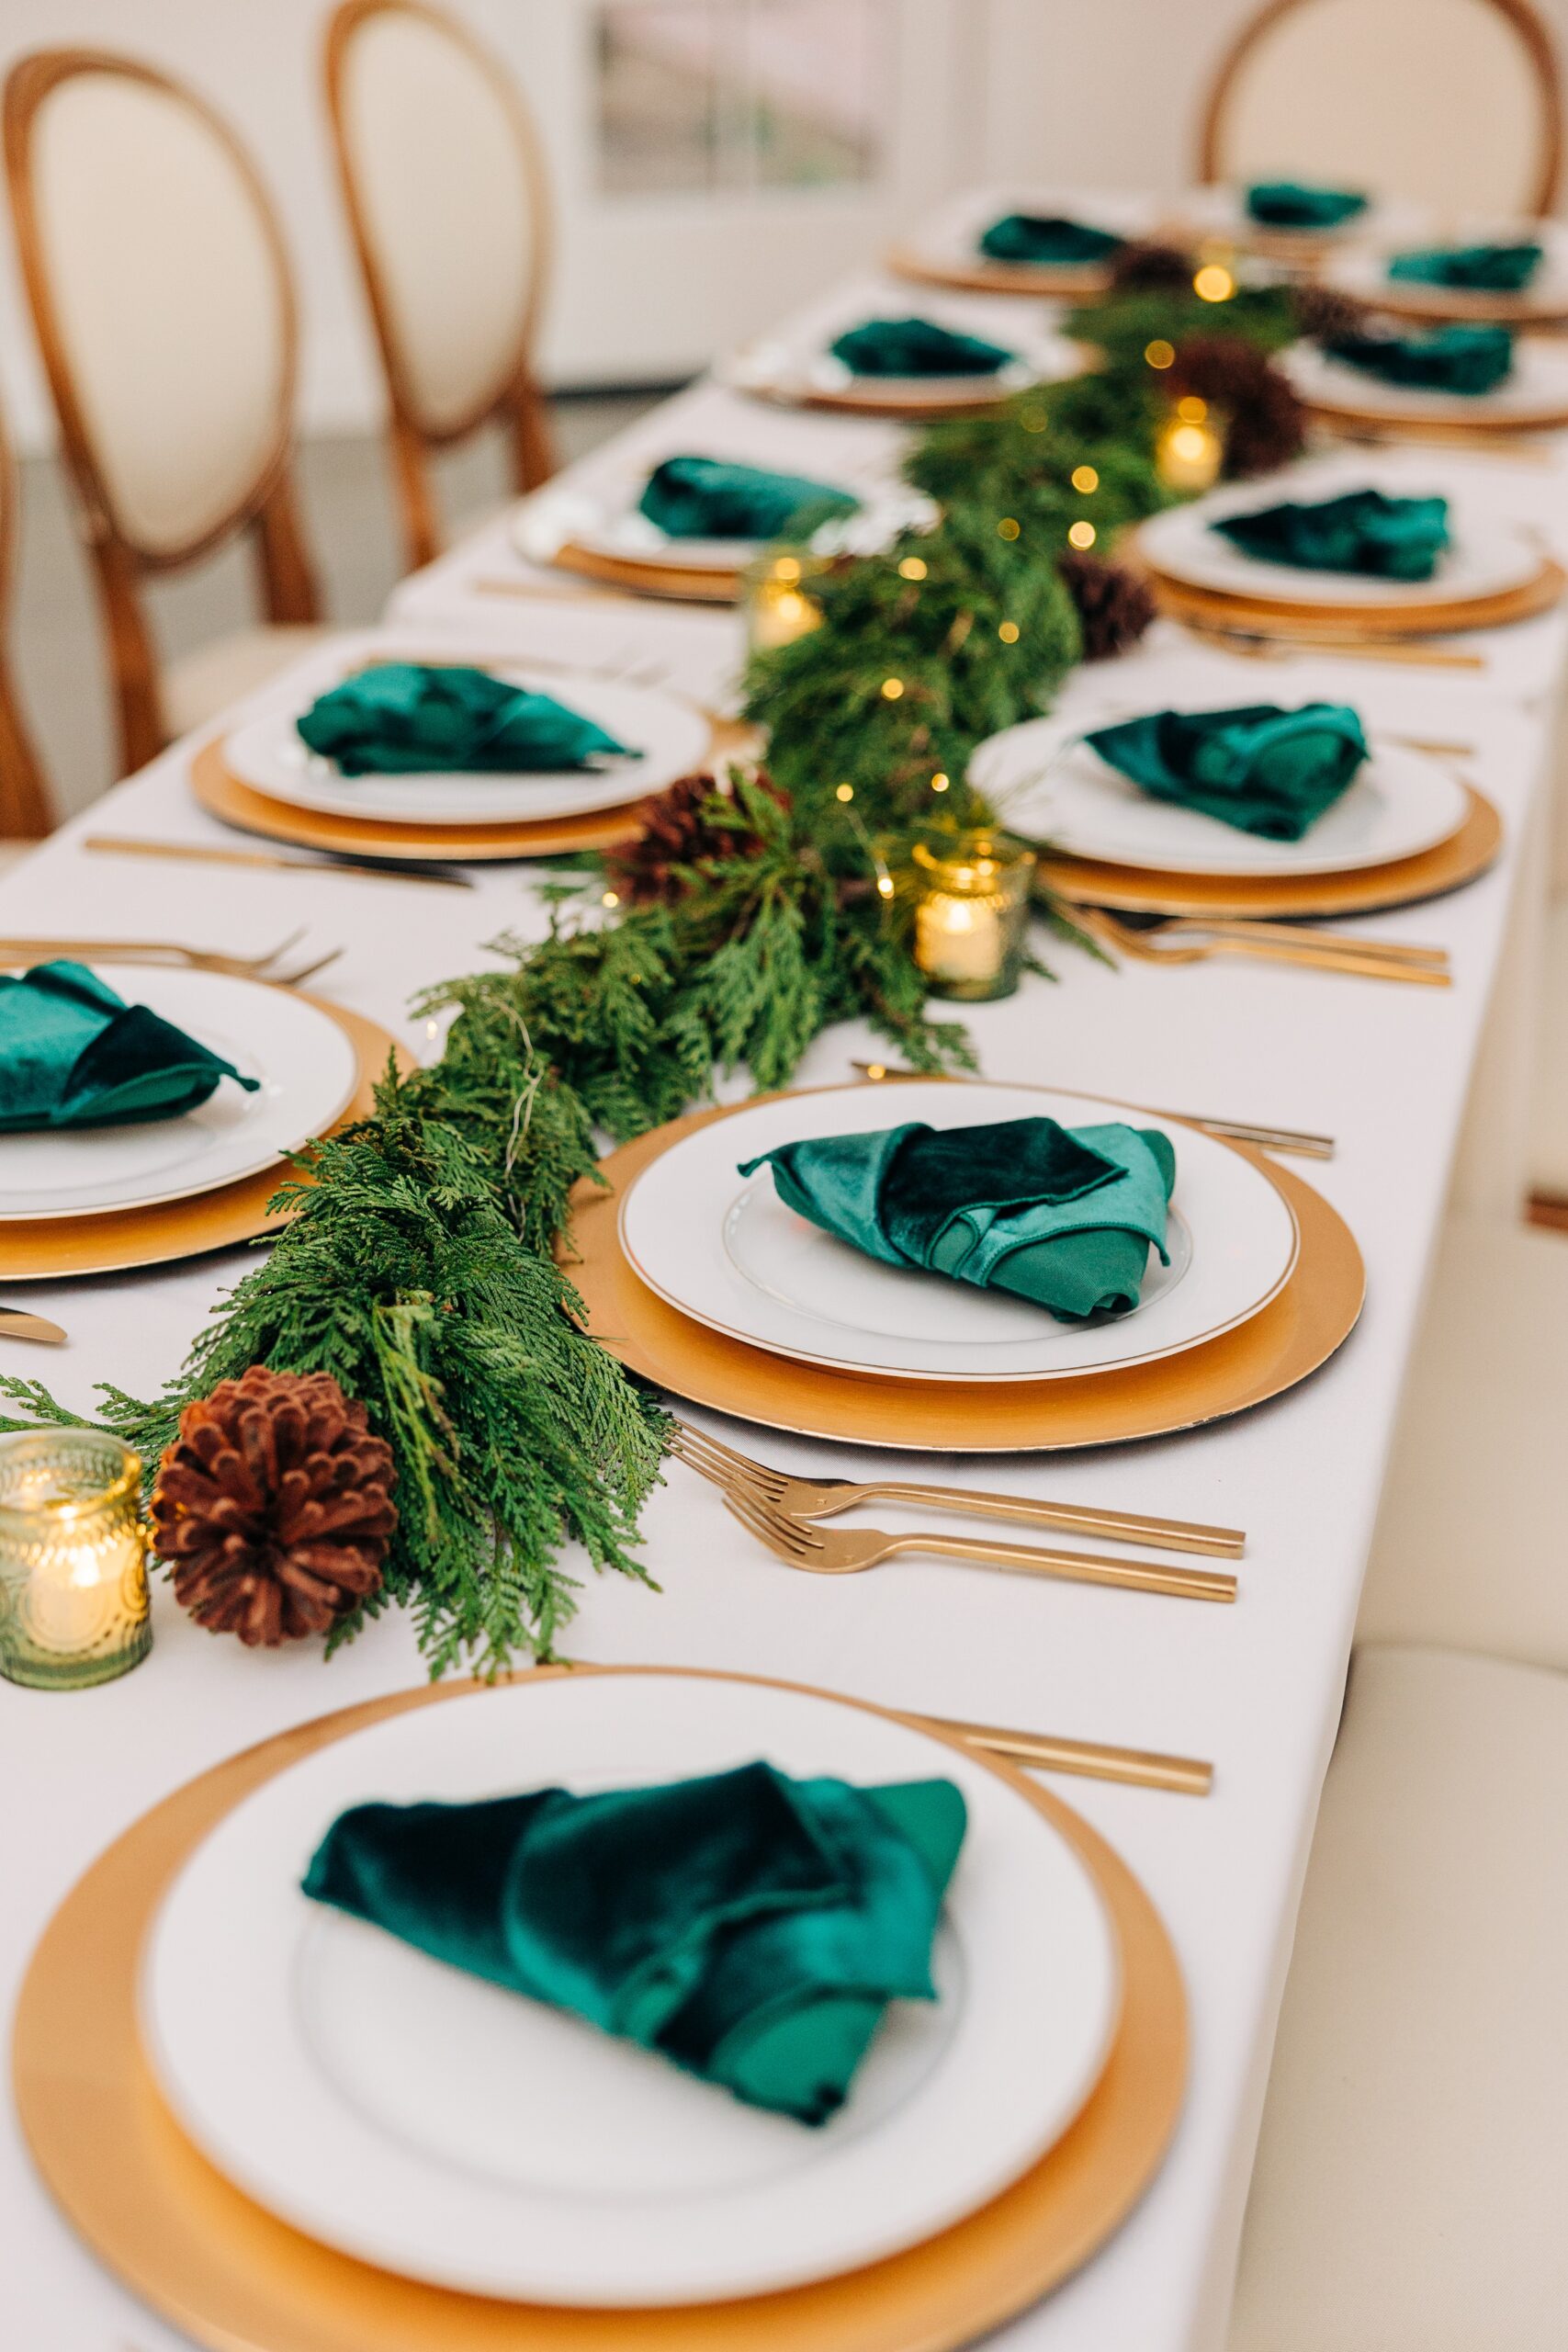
left=1156, top=394, right=1225, bottom=493
left=0, top=1430, right=151, bottom=1690
left=911, top=832, right=1038, bottom=1002
left=743, top=548, right=828, bottom=653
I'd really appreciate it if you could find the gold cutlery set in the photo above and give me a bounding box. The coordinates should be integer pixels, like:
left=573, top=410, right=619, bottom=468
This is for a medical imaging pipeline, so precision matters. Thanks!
left=849, top=1058, right=1336, bottom=1158
left=1063, top=899, right=1452, bottom=984
left=0, top=930, right=344, bottom=986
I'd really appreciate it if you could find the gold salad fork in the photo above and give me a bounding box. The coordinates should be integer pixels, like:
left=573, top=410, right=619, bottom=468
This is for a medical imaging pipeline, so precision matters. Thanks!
left=848, top=1057, right=1336, bottom=1159
left=1068, top=901, right=1451, bottom=985
left=0, top=931, right=343, bottom=987
left=671, top=1420, right=1244, bottom=1556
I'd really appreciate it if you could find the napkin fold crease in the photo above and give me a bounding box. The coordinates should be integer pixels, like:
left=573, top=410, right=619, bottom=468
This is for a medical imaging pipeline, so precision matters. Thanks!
left=297, top=663, right=638, bottom=777
left=1086, top=701, right=1369, bottom=840
left=0, top=960, right=258, bottom=1131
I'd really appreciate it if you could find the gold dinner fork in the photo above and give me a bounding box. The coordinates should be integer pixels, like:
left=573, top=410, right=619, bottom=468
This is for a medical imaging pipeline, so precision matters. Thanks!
left=1069, top=901, right=1451, bottom=985
left=671, top=1419, right=1244, bottom=1556
left=721, top=1487, right=1238, bottom=1602
left=0, top=932, right=344, bottom=987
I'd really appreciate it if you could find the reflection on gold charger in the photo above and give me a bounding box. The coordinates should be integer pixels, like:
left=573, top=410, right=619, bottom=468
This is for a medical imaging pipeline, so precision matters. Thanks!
left=0, top=1000, right=406, bottom=1283
left=546, top=539, right=745, bottom=604
left=885, top=243, right=1122, bottom=300
left=12, top=1666, right=1186, bottom=2352
left=563, top=1088, right=1364, bottom=1452
left=1143, top=554, right=1566, bottom=640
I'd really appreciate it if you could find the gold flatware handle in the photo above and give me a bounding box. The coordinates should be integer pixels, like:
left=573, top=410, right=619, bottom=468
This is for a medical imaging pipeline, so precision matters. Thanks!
left=1179, top=622, right=1488, bottom=672
left=900, top=1531, right=1237, bottom=1601
left=0, top=1309, right=67, bottom=1345
left=866, top=1479, right=1243, bottom=1557
left=83, top=836, right=472, bottom=889
left=1155, top=919, right=1449, bottom=967
left=0, top=938, right=227, bottom=968
left=924, top=1710, right=1213, bottom=1796
left=847, top=1061, right=1335, bottom=1159
left=1202, top=938, right=1451, bottom=984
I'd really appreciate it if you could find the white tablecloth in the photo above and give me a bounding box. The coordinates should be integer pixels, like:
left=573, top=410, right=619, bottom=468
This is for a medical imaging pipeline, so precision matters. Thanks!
left=5, top=249, right=1567, bottom=2352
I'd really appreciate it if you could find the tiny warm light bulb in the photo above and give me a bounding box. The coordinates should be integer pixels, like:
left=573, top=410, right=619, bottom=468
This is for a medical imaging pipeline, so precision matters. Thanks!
left=1145, top=338, right=1175, bottom=369
left=1021, top=407, right=1048, bottom=433
left=865, top=1062, right=886, bottom=1080
left=998, top=619, right=1021, bottom=642
left=897, top=555, right=928, bottom=580
left=773, top=555, right=802, bottom=583
left=1071, top=464, right=1099, bottom=493
left=601, top=889, right=620, bottom=908
left=1156, top=405, right=1224, bottom=492
left=875, top=873, right=895, bottom=899
left=881, top=677, right=905, bottom=700
left=1067, top=520, right=1097, bottom=549
left=997, top=515, right=1021, bottom=540
left=931, top=771, right=950, bottom=792
left=1194, top=263, right=1235, bottom=302
left=1177, top=394, right=1209, bottom=422
left=835, top=782, right=854, bottom=802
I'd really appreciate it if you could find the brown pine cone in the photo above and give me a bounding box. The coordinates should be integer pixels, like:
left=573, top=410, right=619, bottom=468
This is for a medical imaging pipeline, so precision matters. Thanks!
left=1109, top=238, right=1198, bottom=293
left=151, top=1367, right=397, bottom=1646
left=1057, top=551, right=1157, bottom=661
left=1169, top=334, right=1308, bottom=478
left=1291, top=280, right=1370, bottom=345
left=605, top=770, right=791, bottom=906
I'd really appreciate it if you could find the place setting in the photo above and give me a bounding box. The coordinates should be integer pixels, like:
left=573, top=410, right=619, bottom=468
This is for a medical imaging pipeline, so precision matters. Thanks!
left=886, top=185, right=1161, bottom=298
left=1282, top=313, right=1568, bottom=439
left=189, top=635, right=727, bottom=866
left=1321, top=217, right=1568, bottom=327
left=725, top=289, right=1081, bottom=418
left=1164, top=176, right=1427, bottom=259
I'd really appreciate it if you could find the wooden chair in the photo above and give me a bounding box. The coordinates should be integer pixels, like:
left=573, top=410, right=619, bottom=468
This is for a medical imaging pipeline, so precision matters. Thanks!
left=3, top=51, right=325, bottom=779
left=0, top=401, right=51, bottom=842
left=324, top=0, right=556, bottom=576
left=1200, top=0, right=1563, bottom=216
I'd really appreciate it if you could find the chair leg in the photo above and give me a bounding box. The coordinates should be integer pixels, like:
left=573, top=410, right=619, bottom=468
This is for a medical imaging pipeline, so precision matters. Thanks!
left=254, top=469, right=321, bottom=625
left=508, top=366, right=556, bottom=494
left=389, top=413, right=442, bottom=575
left=0, top=658, right=51, bottom=837
left=89, top=537, right=164, bottom=776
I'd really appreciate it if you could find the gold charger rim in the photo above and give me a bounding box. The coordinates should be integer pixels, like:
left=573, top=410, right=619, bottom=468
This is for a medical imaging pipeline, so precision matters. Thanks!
left=12, top=1664, right=1188, bottom=2352
left=1141, top=547, right=1566, bottom=639
left=548, top=539, right=743, bottom=604
left=1037, top=781, right=1500, bottom=917
left=562, top=1083, right=1364, bottom=1452
left=0, top=998, right=407, bottom=1282
left=1300, top=387, right=1568, bottom=435
left=1334, top=279, right=1568, bottom=329
left=885, top=242, right=1118, bottom=299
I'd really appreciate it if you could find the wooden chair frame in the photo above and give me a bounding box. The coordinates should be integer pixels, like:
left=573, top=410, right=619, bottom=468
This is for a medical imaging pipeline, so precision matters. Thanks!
left=3, top=50, right=320, bottom=779
left=0, top=402, right=51, bottom=839
left=1199, top=0, right=1564, bottom=213
left=324, top=0, right=557, bottom=575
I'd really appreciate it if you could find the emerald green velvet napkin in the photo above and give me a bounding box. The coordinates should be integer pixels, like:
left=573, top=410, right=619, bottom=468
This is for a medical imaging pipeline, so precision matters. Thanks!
left=637, top=455, right=859, bottom=541
left=977, top=212, right=1124, bottom=266
left=1245, top=179, right=1368, bottom=230
left=1324, top=321, right=1514, bottom=396
left=297, top=664, right=638, bottom=778
left=829, top=316, right=1014, bottom=377
left=302, top=1760, right=965, bottom=2125
left=1213, top=489, right=1450, bottom=581
left=1085, top=702, right=1369, bottom=841
left=741, top=1116, right=1174, bottom=1323
left=1388, top=241, right=1544, bottom=292
left=0, top=959, right=258, bottom=1131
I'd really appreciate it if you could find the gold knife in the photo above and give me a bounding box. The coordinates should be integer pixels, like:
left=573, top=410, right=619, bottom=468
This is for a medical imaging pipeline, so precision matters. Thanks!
left=0, top=1308, right=67, bottom=1345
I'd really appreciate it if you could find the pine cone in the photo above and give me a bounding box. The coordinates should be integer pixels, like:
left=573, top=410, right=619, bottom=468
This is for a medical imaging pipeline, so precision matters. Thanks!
left=151, top=1367, right=397, bottom=1646
left=1058, top=550, right=1158, bottom=661
left=604, top=770, right=791, bottom=906
left=1109, top=238, right=1198, bottom=293
left=1291, top=280, right=1370, bottom=345
left=1169, top=334, right=1308, bottom=478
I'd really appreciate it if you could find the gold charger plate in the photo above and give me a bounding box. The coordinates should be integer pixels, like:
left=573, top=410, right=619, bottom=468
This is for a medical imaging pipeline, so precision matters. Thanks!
left=1299, top=388, right=1568, bottom=436
left=1333, top=278, right=1568, bottom=330
left=1144, top=551, right=1566, bottom=639
left=547, top=540, right=742, bottom=604
left=1036, top=782, right=1500, bottom=918
left=886, top=243, right=1120, bottom=299
left=562, top=1086, right=1364, bottom=1450
left=0, top=999, right=407, bottom=1281
left=13, top=1665, right=1188, bottom=2352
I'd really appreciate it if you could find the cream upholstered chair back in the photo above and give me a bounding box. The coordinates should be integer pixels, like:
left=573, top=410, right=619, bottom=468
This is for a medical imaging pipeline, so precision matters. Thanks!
left=326, top=0, right=555, bottom=571
left=0, top=402, right=51, bottom=839
left=1201, top=0, right=1563, bottom=216
left=4, top=51, right=319, bottom=775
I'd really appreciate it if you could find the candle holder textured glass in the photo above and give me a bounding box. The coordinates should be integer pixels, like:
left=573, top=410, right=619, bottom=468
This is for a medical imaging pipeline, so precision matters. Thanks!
left=0, top=1430, right=150, bottom=1690
left=742, top=548, right=829, bottom=653
left=911, top=832, right=1038, bottom=1001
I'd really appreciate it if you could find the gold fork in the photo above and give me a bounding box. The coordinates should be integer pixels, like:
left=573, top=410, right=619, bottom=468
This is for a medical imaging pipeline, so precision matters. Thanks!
left=671, top=1420, right=1244, bottom=1556
left=721, top=1487, right=1238, bottom=1602
left=847, top=1058, right=1336, bottom=1159
left=1071, top=901, right=1451, bottom=985
left=0, top=933, right=343, bottom=987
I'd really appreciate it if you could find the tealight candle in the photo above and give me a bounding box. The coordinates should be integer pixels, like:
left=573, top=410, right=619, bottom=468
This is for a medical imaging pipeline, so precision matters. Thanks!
left=1156, top=396, right=1225, bottom=492
left=0, top=1430, right=150, bottom=1690
left=911, top=833, right=1037, bottom=1001
left=744, top=551, right=826, bottom=652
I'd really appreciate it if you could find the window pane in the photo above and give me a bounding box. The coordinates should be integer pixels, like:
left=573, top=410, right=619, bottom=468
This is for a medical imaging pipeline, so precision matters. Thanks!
left=748, top=0, right=886, bottom=188
left=597, top=3, right=731, bottom=195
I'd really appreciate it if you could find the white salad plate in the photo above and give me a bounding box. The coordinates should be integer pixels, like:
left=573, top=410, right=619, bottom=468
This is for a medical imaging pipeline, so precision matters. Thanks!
left=513, top=469, right=933, bottom=576
left=1165, top=183, right=1428, bottom=249
left=1282, top=332, right=1568, bottom=426
left=141, top=1672, right=1121, bottom=2307
left=224, top=662, right=709, bottom=827
left=618, top=1080, right=1299, bottom=1385
left=726, top=294, right=1081, bottom=411
left=895, top=184, right=1160, bottom=277
left=0, top=966, right=359, bottom=1220
left=973, top=712, right=1470, bottom=876
left=1323, top=220, right=1568, bottom=318
left=1136, top=469, right=1540, bottom=607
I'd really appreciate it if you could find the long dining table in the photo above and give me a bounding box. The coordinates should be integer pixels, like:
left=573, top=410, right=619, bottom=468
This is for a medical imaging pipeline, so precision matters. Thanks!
left=4, top=214, right=1566, bottom=2351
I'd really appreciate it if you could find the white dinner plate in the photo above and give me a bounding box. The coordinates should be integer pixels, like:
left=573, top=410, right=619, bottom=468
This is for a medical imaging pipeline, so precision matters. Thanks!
left=972, top=710, right=1471, bottom=876
left=0, top=966, right=359, bottom=1220
left=1135, top=469, right=1540, bottom=608
left=726, top=297, right=1081, bottom=411
left=1283, top=332, right=1568, bottom=426
left=896, top=185, right=1160, bottom=278
left=224, top=665, right=709, bottom=827
left=513, top=470, right=933, bottom=577
left=1165, top=184, right=1428, bottom=250
left=141, top=1673, right=1121, bottom=2307
left=1323, top=219, right=1568, bottom=317
left=619, top=1081, right=1299, bottom=1384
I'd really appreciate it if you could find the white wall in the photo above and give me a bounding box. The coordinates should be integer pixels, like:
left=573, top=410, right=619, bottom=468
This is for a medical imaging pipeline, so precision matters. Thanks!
left=2, top=0, right=1566, bottom=453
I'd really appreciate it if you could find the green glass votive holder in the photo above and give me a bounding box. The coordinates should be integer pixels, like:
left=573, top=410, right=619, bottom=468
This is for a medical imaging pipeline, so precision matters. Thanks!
left=0, top=1430, right=151, bottom=1690
left=911, top=832, right=1038, bottom=1001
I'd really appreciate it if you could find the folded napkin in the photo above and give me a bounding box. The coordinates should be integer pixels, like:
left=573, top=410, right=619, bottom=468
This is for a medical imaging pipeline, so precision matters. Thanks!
left=829, top=316, right=1015, bottom=378
left=1388, top=241, right=1544, bottom=292
left=637, top=454, right=859, bottom=541
left=1086, top=702, right=1369, bottom=842
left=297, top=663, right=638, bottom=778
left=741, top=1116, right=1174, bottom=1323
left=303, top=1759, right=965, bottom=2126
left=1213, top=488, right=1450, bottom=581
left=978, top=212, right=1124, bottom=266
left=1245, top=178, right=1368, bottom=230
left=1324, top=321, right=1515, bottom=396
left=0, top=959, right=258, bottom=1132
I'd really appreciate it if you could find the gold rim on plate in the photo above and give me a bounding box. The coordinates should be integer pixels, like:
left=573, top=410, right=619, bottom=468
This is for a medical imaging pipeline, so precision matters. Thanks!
left=547, top=540, right=744, bottom=604
left=0, top=998, right=407, bottom=1282
left=1144, top=552, right=1566, bottom=639
left=1299, top=388, right=1568, bottom=436
left=561, top=1087, right=1364, bottom=1450
left=1332, top=280, right=1568, bottom=329
left=13, top=1665, right=1188, bottom=2352
left=1036, top=781, right=1500, bottom=919
left=886, top=243, right=1120, bottom=299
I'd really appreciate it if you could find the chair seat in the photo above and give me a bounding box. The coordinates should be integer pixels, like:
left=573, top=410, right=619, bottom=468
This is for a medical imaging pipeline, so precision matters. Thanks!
left=1229, top=1642, right=1568, bottom=2352
left=1359, top=1216, right=1568, bottom=1671
left=1528, top=894, right=1568, bottom=1199
left=164, top=623, right=331, bottom=743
